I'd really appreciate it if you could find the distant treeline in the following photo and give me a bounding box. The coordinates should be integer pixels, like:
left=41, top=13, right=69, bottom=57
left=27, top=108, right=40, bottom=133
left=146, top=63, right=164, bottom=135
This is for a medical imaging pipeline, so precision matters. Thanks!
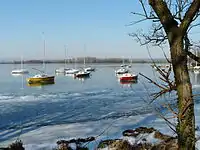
left=0, top=57, right=169, bottom=64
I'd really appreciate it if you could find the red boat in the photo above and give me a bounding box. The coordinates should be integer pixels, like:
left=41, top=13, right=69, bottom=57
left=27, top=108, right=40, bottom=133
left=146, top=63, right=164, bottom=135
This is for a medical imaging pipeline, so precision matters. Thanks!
left=119, top=73, right=138, bottom=82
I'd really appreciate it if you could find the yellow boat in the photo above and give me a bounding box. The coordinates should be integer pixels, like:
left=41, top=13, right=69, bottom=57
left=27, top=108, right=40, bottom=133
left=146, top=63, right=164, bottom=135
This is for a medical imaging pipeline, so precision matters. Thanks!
left=27, top=33, right=55, bottom=86
left=27, top=74, right=55, bottom=84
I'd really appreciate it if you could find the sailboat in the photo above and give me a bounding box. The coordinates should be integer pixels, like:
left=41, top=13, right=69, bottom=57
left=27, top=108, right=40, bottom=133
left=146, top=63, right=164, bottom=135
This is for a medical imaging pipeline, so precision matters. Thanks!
left=120, top=56, right=126, bottom=67
left=11, top=56, right=29, bottom=74
left=55, top=45, right=70, bottom=73
left=74, top=70, right=90, bottom=78
left=84, top=56, right=95, bottom=72
left=74, top=45, right=91, bottom=78
left=65, top=57, right=79, bottom=74
left=115, top=57, right=129, bottom=75
left=27, top=33, right=55, bottom=85
left=81, top=45, right=95, bottom=72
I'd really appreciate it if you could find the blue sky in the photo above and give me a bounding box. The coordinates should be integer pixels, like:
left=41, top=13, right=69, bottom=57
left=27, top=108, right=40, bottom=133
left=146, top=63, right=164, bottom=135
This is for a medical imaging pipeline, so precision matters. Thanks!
left=0, top=0, right=169, bottom=60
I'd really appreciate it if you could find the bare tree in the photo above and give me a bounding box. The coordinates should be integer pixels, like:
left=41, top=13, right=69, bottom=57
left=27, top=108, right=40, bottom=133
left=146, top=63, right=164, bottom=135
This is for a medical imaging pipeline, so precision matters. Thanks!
left=131, top=0, right=200, bottom=149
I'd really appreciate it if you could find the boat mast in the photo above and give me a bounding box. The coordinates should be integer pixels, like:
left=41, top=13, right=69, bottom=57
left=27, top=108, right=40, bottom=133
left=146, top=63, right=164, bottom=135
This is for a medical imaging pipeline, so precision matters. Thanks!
left=21, top=71, right=24, bottom=89
left=74, top=57, right=77, bottom=69
left=196, top=49, right=198, bottom=67
left=42, top=32, right=46, bottom=73
left=64, top=45, right=67, bottom=69
left=130, top=57, right=132, bottom=65
left=21, top=55, right=23, bottom=69
left=84, top=44, right=86, bottom=68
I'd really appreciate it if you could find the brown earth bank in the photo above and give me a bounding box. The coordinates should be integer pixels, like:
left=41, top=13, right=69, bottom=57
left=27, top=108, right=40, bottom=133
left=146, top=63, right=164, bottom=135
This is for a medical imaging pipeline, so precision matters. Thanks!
left=0, top=127, right=178, bottom=150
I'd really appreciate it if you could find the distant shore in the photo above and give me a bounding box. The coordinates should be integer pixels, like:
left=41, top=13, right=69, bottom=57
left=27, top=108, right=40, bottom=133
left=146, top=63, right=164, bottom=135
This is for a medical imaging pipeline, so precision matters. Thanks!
left=0, top=57, right=169, bottom=64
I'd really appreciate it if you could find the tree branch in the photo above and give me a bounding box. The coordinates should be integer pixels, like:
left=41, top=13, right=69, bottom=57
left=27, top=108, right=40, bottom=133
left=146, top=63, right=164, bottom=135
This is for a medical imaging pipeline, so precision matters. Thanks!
left=148, top=0, right=179, bottom=35
left=187, top=50, right=200, bottom=63
left=180, top=0, right=200, bottom=34
left=139, top=73, right=166, bottom=90
left=188, top=22, right=200, bottom=33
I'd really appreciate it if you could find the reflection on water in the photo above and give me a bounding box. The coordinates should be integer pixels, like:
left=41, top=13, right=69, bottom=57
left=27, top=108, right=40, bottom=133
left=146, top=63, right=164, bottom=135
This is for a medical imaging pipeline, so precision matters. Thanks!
left=27, top=82, right=55, bottom=87
left=118, top=79, right=138, bottom=88
left=73, top=76, right=91, bottom=83
left=11, top=74, right=23, bottom=77
left=0, top=63, right=182, bottom=148
left=55, top=72, right=65, bottom=76
left=64, top=74, right=75, bottom=77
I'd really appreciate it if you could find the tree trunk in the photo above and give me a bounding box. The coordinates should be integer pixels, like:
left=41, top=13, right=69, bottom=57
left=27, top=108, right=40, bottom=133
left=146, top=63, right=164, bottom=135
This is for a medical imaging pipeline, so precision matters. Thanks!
left=170, top=36, right=195, bottom=150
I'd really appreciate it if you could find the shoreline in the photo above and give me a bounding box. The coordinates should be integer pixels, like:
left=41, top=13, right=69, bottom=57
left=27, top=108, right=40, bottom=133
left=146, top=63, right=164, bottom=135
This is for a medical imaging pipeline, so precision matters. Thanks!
left=0, top=59, right=169, bottom=64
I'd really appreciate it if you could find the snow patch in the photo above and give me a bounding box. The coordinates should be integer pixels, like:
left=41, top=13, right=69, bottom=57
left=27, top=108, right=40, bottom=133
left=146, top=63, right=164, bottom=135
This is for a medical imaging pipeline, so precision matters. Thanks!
left=124, top=131, right=162, bottom=145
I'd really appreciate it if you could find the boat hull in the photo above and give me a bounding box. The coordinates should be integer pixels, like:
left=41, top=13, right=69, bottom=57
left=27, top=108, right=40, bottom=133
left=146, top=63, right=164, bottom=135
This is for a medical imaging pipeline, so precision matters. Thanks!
left=65, top=69, right=79, bottom=74
left=120, top=75, right=138, bottom=82
left=27, top=76, right=55, bottom=84
left=115, top=70, right=129, bottom=75
left=74, top=72, right=90, bottom=78
left=11, top=70, right=29, bottom=74
left=85, top=68, right=95, bottom=72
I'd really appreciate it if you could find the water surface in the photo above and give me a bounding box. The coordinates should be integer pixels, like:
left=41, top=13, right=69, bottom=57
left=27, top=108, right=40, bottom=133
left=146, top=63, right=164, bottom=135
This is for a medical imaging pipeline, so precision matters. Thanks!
left=0, top=63, right=200, bottom=149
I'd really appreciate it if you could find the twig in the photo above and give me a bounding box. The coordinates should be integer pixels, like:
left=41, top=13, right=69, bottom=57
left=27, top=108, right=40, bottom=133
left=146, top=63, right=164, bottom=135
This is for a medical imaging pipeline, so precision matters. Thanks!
left=139, top=73, right=166, bottom=90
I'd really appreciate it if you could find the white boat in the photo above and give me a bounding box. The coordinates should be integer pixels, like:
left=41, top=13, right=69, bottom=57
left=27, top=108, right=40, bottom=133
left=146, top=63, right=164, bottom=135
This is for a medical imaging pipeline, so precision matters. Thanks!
left=11, top=56, right=29, bottom=74
left=65, top=68, right=79, bottom=74
left=27, top=32, right=55, bottom=85
left=55, top=45, right=70, bottom=73
left=65, top=57, right=80, bottom=74
left=55, top=67, right=70, bottom=73
left=151, top=64, right=170, bottom=71
left=11, top=69, right=29, bottom=74
left=115, top=68, right=129, bottom=74
left=84, top=67, right=95, bottom=72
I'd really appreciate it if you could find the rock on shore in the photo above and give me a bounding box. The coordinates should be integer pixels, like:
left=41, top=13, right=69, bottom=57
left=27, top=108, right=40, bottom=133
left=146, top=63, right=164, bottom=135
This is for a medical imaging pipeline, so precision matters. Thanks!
left=97, top=127, right=177, bottom=150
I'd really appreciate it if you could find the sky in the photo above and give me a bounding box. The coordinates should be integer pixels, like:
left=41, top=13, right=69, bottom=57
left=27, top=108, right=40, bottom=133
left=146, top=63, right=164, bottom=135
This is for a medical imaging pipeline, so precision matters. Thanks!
left=0, top=0, right=170, bottom=60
